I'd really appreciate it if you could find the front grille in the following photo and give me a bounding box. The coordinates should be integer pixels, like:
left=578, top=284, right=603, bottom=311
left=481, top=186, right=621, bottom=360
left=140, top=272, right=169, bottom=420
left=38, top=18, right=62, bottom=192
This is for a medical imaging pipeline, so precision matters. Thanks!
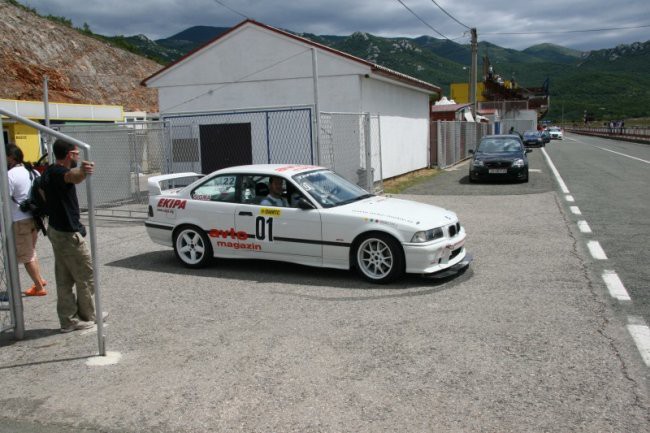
left=448, top=222, right=461, bottom=237
left=485, top=161, right=511, bottom=168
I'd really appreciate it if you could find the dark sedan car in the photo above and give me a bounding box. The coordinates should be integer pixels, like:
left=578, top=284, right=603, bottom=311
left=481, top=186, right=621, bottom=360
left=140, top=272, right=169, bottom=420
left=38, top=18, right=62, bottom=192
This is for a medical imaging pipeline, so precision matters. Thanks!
left=522, top=130, right=545, bottom=147
left=469, top=135, right=531, bottom=183
left=540, top=130, right=551, bottom=144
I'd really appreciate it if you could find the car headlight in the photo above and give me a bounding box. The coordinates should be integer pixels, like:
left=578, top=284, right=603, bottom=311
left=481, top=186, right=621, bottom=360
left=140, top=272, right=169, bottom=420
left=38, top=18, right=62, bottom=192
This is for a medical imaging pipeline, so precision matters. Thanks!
left=472, top=159, right=484, bottom=167
left=411, top=227, right=444, bottom=243
left=512, top=158, right=525, bottom=168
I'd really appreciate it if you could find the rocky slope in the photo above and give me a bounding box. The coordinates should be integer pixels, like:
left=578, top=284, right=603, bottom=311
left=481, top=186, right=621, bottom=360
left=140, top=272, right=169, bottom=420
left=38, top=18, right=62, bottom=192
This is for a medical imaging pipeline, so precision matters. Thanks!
left=0, top=0, right=161, bottom=112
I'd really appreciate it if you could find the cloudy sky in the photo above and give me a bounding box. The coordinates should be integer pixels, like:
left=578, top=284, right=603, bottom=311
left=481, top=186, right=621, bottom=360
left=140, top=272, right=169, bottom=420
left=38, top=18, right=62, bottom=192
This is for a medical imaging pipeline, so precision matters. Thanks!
left=21, top=0, right=650, bottom=51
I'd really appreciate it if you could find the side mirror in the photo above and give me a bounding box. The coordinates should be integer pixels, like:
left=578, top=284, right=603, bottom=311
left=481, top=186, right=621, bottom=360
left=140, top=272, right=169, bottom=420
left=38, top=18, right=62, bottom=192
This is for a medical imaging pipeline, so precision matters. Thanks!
left=468, top=149, right=475, bottom=155
left=298, top=197, right=316, bottom=210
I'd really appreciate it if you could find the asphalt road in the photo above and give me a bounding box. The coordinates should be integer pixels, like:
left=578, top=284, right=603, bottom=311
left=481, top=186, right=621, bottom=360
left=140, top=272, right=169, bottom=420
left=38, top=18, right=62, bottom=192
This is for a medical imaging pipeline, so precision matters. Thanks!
left=0, top=144, right=648, bottom=432
left=543, top=134, right=650, bottom=325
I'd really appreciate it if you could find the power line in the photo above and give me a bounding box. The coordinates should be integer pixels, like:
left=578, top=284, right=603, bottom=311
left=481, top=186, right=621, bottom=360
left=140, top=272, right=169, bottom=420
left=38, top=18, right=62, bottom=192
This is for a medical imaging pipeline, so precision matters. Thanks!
left=428, top=0, right=471, bottom=30
left=395, top=0, right=452, bottom=41
left=483, top=23, right=650, bottom=36
left=212, top=0, right=249, bottom=20
left=162, top=48, right=311, bottom=114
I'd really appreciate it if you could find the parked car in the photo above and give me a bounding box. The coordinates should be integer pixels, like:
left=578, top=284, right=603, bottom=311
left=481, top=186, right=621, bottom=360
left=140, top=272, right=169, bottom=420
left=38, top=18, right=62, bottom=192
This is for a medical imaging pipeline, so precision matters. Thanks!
left=522, top=130, right=545, bottom=148
left=548, top=126, right=563, bottom=140
left=145, top=164, right=471, bottom=283
left=468, top=135, right=531, bottom=183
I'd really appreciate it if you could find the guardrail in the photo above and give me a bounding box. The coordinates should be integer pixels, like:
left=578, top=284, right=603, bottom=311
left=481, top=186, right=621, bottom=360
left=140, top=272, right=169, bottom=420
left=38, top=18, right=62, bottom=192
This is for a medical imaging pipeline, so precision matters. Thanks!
left=567, top=126, right=650, bottom=144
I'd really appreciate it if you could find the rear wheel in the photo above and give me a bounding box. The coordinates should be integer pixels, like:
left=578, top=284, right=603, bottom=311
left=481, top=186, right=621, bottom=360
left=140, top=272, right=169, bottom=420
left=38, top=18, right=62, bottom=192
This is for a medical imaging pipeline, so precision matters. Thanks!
left=353, top=233, right=404, bottom=284
left=173, top=225, right=213, bottom=268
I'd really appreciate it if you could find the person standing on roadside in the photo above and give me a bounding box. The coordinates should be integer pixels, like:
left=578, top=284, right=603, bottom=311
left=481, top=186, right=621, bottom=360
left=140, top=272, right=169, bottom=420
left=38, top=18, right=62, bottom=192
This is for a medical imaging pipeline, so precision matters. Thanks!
left=43, top=139, right=104, bottom=333
left=6, top=144, right=47, bottom=296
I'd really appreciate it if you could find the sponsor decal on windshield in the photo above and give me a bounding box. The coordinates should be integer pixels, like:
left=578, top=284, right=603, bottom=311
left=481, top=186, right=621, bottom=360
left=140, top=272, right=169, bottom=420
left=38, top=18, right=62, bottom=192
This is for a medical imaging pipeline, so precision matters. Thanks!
left=276, top=165, right=319, bottom=172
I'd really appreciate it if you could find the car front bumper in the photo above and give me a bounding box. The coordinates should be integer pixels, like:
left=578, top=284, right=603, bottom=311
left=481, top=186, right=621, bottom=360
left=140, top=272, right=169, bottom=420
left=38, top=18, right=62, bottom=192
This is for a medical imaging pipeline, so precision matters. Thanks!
left=403, top=233, right=468, bottom=274
left=469, top=165, right=528, bottom=181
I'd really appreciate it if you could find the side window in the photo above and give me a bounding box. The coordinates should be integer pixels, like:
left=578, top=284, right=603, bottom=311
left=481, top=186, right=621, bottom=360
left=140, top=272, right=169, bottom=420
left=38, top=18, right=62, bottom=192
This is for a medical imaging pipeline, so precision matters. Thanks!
left=191, top=174, right=237, bottom=202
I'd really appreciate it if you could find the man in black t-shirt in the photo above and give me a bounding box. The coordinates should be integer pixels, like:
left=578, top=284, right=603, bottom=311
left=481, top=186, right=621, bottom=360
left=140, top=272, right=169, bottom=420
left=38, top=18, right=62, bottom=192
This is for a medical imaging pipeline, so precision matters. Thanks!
left=43, top=139, right=100, bottom=333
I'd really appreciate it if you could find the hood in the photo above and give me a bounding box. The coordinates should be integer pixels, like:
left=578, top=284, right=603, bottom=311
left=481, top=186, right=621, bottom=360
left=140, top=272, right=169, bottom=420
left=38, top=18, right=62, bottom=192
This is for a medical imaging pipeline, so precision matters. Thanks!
left=344, top=196, right=457, bottom=229
left=474, top=151, right=523, bottom=159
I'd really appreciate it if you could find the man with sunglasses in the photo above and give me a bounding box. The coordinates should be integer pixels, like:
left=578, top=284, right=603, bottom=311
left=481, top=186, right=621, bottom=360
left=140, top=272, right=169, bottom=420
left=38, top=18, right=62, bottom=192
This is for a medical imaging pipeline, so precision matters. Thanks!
left=43, top=139, right=105, bottom=333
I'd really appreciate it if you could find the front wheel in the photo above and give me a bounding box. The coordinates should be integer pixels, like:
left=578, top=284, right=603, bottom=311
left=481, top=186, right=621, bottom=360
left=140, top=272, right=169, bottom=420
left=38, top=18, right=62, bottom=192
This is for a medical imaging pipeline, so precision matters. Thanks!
left=173, top=226, right=213, bottom=268
left=354, top=233, right=404, bottom=284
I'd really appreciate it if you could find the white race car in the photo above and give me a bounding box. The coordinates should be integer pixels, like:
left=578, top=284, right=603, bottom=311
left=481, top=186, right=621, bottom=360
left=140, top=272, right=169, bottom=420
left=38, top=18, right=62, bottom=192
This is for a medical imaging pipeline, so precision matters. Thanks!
left=145, top=164, right=471, bottom=283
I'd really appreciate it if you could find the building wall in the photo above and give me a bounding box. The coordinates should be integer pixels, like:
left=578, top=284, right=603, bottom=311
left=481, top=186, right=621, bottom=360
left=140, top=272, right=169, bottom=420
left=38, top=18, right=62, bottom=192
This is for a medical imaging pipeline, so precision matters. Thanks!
left=361, top=77, right=430, bottom=178
left=152, top=25, right=367, bottom=114
left=148, top=23, right=435, bottom=179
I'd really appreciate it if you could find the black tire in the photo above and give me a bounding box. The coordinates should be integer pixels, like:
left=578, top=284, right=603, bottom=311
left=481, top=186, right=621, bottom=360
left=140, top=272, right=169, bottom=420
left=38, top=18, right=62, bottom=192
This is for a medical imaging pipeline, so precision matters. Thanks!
left=353, top=233, right=404, bottom=284
left=522, top=169, right=529, bottom=183
left=173, top=225, right=213, bottom=268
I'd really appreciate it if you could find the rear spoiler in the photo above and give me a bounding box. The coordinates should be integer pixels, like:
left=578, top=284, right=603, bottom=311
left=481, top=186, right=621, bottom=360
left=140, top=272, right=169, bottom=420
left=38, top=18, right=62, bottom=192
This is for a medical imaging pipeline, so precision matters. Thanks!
left=147, top=172, right=203, bottom=195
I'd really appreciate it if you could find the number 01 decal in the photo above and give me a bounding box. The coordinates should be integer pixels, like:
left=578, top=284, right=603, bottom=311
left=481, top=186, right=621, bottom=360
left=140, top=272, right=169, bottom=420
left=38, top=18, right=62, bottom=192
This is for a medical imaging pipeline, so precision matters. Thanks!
left=255, top=216, right=274, bottom=241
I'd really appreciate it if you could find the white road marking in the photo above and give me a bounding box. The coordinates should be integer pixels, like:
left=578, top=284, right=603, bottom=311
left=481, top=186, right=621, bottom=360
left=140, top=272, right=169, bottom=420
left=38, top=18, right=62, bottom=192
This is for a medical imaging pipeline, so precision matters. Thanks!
left=565, top=195, right=575, bottom=202
left=577, top=220, right=592, bottom=233
left=602, top=270, right=631, bottom=301
left=541, top=148, right=570, bottom=193
left=529, top=168, right=542, bottom=173
left=594, top=146, right=650, bottom=164
left=587, top=240, right=608, bottom=260
left=570, top=206, right=581, bottom=215
left=627, top=317, right=650, bottom=367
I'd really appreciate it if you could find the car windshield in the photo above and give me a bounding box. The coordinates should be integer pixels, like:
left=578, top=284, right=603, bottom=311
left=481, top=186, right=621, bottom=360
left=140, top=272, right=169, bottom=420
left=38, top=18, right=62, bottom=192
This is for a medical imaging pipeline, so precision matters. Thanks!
left=523, top=131, right=538, bottom=138
left=292, top=169, right=372, bottom=208
left=477, top=138, right=523, bottom=153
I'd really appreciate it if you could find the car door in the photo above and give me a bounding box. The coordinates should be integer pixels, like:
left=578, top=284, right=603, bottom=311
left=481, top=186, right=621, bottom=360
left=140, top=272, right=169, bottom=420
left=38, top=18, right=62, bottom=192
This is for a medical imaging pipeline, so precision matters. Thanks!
left=188, top=173, right=239, bottom=258
left=234, top=174, right=322, bottom=262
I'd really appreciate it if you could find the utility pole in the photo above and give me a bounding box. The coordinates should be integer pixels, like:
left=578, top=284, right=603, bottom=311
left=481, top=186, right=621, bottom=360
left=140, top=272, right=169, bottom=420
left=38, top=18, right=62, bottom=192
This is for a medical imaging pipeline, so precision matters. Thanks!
left=42, top=75, right=51, bottom=162
left=470, top=28, right=478, bottom=120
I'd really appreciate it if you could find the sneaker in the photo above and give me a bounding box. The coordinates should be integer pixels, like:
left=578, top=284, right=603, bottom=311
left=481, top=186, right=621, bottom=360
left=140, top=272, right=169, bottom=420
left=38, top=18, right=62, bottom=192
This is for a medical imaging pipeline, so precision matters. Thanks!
left=24, top=287, right=47, bottom=296
left=95, top=311, right=109, bottom=323
left=60, top=320, right=95, bottom=333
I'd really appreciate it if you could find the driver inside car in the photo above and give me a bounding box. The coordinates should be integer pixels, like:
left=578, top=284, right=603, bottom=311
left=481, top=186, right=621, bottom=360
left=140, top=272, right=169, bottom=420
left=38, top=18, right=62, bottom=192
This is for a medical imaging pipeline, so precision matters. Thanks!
left=260, top=176, right=289, bottom=207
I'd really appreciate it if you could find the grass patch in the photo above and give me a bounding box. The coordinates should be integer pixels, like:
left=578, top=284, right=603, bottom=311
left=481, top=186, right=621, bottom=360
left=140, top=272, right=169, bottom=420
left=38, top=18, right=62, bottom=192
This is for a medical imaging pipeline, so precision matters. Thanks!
left=382, top=168, right=440, bottom=194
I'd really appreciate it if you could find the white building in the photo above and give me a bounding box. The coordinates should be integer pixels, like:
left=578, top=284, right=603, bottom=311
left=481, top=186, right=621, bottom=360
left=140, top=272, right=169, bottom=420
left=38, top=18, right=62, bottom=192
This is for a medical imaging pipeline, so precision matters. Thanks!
left=143, top=19, right=440, bottom=180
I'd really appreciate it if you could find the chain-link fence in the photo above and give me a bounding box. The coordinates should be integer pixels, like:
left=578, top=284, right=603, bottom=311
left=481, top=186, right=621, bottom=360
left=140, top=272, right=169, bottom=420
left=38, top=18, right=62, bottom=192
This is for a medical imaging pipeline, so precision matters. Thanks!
left=432, top=121, right=491, bottom=168
left=54, top=108, right=386, bottom=218
left=57, top=122, right=166, bottom=218
left=319, top=112, right=383, bottom=193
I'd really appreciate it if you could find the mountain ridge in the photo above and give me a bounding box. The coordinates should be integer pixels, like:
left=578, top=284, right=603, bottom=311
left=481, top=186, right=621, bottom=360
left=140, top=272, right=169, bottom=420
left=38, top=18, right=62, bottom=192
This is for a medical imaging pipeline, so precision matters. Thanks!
left=2, top=0, right=649, bottom=122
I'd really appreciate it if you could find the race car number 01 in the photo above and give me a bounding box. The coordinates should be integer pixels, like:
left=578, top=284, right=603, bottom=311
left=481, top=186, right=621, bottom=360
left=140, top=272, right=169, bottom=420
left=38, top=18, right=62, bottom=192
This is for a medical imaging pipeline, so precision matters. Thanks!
left=256, top=216, right=273, bottom=241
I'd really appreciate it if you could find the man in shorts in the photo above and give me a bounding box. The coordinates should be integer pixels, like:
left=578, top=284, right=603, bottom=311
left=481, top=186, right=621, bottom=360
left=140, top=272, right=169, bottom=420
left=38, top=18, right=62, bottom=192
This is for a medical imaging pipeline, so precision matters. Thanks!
left=6, top=144, right=47, bottom=296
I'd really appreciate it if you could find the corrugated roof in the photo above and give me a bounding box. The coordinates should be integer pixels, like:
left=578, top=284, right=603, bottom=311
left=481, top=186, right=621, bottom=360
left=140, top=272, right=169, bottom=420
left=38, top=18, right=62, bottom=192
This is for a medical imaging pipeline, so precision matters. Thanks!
left=142, top=19, right=440, bottom=94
